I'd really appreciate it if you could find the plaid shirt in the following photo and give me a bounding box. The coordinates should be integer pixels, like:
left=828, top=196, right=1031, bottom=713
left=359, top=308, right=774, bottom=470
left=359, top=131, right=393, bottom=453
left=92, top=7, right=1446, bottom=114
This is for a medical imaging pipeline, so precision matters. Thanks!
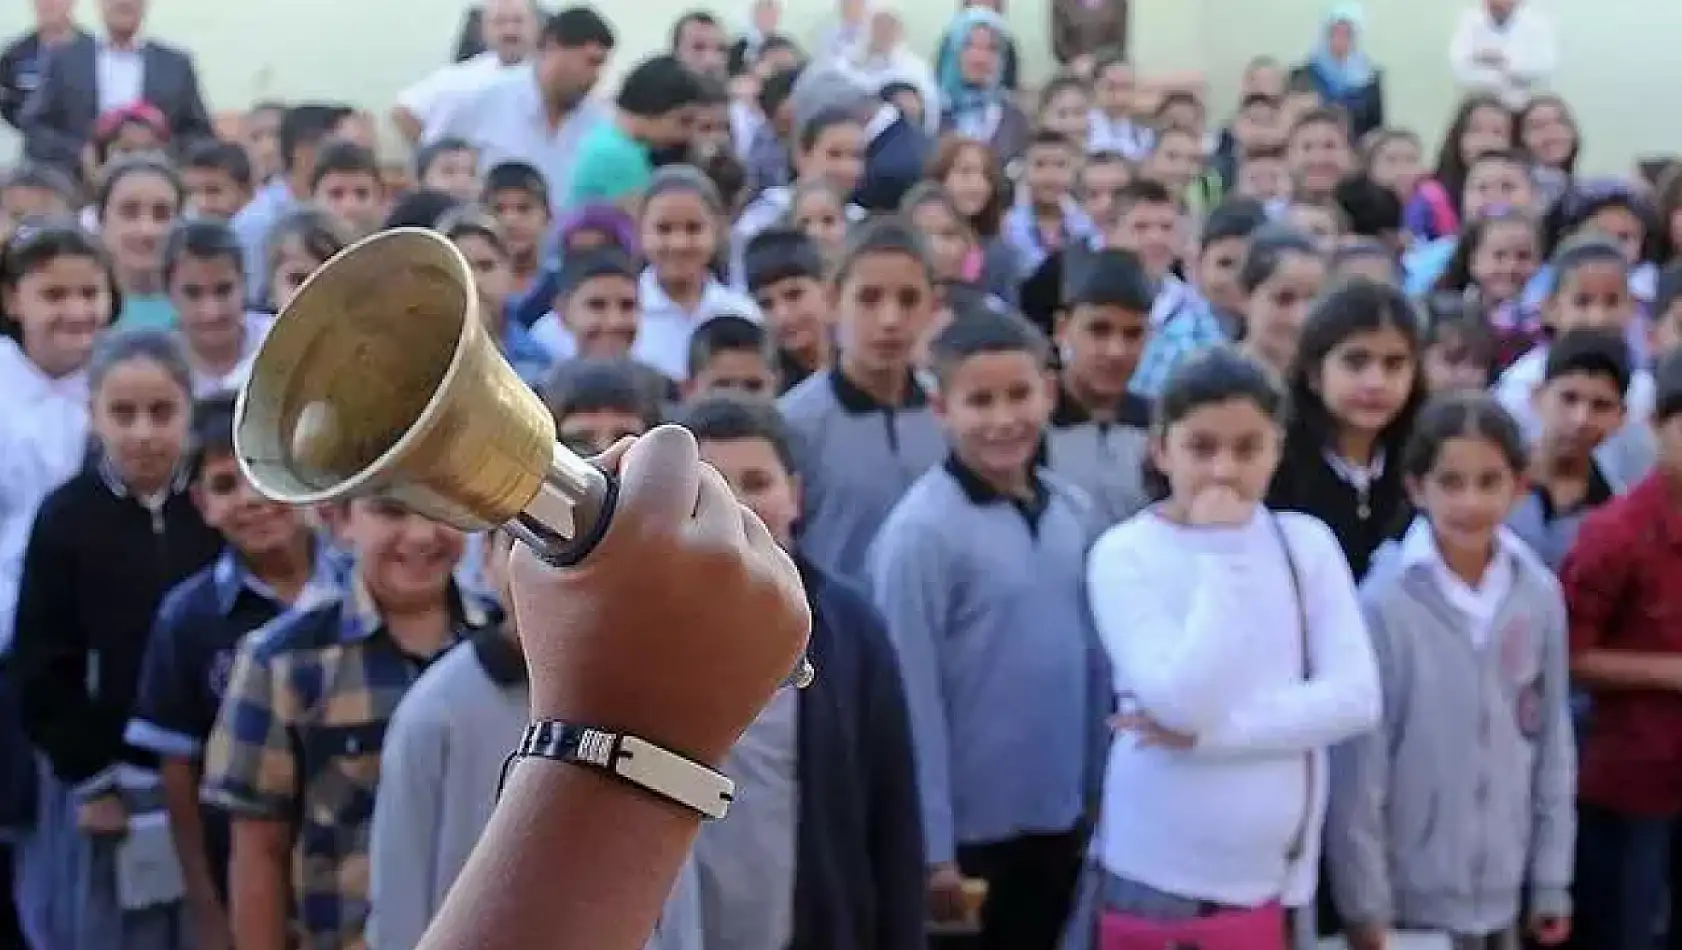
left=201, top=580, right=490, bottom=950
left=1129, top=292, right=1229, bottom=399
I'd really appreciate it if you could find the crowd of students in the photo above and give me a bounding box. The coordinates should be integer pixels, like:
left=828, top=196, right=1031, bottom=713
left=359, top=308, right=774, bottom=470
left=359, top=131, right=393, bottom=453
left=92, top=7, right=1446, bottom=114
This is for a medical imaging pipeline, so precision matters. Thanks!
left=1, top=0, right=1682, bottom=949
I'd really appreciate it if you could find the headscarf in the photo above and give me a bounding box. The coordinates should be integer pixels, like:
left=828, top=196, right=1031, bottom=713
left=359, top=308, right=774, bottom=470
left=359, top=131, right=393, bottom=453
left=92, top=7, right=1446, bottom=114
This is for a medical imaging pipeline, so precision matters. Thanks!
left=936, top=6, right=1011, bottom=120
left=556, top=203, right=638, bottom=255
left=1308, top=2, right=1374, bottom=97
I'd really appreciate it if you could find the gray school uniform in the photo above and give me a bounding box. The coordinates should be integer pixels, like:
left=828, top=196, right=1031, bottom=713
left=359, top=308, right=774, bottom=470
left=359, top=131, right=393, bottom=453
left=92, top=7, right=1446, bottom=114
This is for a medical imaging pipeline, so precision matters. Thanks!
left=866, top=458, right=1103, bottom=866
left=1044, top=390, right=1152, bottom=529
left=1325, top=526, right=1575, bottom=940
left=1504, top=463, right=1619, bottom=574
left=778, top=368, right=945, bottom=583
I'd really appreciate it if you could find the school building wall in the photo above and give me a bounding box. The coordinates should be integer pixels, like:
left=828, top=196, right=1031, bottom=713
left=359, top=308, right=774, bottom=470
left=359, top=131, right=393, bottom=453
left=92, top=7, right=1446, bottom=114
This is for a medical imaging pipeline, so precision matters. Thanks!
left=0, top=0, right=1673, bottom=173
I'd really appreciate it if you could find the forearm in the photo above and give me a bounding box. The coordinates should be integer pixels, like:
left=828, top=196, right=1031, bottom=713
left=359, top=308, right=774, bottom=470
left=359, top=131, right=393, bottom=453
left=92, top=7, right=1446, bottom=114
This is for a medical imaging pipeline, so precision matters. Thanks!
left=160, top=758, right=220, bottom=907
left=417, top=757, right=701, bottom=950
left=1571, top=651, right=1682, bottom=691
left=230, top=848, right=292, bottom=950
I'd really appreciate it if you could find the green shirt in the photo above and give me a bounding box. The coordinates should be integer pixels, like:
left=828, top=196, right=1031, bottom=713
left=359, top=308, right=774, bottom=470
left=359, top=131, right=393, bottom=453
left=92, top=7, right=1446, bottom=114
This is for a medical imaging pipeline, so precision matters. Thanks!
left=115, top=295, right=177, bottom=331
left=564, top=120, right=653, bottom=206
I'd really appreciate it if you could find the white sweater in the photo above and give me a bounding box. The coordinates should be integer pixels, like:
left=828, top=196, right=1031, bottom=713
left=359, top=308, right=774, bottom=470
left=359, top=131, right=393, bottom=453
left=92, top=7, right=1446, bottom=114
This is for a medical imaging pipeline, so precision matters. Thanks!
left=1448, top=3, right=1559, bottom=109
left=1086, top=508, right=1380, bottom=908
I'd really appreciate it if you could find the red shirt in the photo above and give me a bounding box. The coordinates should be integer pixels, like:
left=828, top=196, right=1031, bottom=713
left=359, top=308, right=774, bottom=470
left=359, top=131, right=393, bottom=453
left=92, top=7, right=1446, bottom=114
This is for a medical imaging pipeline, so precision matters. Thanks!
left=1562, top=474, right=1682, bottom=815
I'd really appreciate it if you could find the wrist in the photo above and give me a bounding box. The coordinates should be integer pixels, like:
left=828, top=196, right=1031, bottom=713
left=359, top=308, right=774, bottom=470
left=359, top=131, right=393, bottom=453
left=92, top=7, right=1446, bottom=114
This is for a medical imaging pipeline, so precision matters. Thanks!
left=529, top=683, right=736, bottom=768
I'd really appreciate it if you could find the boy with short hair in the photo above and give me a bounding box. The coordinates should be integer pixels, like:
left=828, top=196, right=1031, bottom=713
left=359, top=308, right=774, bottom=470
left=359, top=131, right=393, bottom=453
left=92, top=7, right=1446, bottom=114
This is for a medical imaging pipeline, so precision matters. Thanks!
left=1046, top=248, right=1155, bottom=526
left=181, top=141, right=255, bottom=222
left=1509, top=329, right=1630, bottom=570
left=566, top=53, right=706, bottom=207
left=0, top=163, right=76, bottom=238
left=679, top=394, right=925, bottom=950
left=743, top=227, right=832, bottom=392
left=1001, top=131, right=1091, bottom=277
left=413, top=136, right=479, bottom=203
left=685, top=314, right=779, bottom=402
left=868, top=311, right=1102, bottom=950
left=233, top=103, right=357, bottom=303
left=1285, top=107, right=1353, bottom=201
left=368, top=528, right=702, bottom=950
left=1075, top=150, right=1133, bottom=237
left=309, top=138, right=387, bottom=236
left=529, top=247, right=642, bottom=365
left=1561, top=348, right=1682, bottom=949
left=1236, top=144, right=1292, bottom=210
left=541, top=358, right=666, bottom=455
left=127, top=395, right=339, bottom=950
left=482, top=161, right=553, bottom=295
left=203, top=495, right=488, bottom=950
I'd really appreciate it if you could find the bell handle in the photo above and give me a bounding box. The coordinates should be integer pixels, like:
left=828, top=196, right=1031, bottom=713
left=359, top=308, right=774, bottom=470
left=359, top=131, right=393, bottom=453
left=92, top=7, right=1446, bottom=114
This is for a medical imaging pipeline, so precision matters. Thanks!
left=506, top=444, right=619, bottom=567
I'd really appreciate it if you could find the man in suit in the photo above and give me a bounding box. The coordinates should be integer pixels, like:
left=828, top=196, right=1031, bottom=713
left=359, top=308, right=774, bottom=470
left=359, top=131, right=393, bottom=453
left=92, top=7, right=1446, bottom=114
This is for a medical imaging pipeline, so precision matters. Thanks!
left=21, top=0, right=213, bottom=174
left=788, top=63, right=929, bottom=213
left=0, top=0, right=84, bottom=131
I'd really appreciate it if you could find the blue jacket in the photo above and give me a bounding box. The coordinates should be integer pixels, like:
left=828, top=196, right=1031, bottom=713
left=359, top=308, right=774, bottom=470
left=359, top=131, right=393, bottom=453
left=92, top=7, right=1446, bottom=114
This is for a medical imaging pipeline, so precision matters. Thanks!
left=855, top=114, right=930, bottom=214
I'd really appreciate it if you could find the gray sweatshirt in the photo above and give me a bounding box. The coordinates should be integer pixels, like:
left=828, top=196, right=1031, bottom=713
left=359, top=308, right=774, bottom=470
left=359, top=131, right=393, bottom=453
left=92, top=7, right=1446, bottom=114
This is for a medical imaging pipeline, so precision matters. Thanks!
left=1324, top=527, right=1575, bottom=936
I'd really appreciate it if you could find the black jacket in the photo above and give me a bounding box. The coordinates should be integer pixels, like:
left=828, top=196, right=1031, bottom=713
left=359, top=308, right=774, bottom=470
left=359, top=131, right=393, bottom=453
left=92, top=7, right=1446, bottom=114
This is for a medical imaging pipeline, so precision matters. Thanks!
left=1265, top=442, right=1411, bottom=581
left=854, top=112, right=930, bottom=214
left=791, top=559, right=926, bottom=950
left=0, top=29, right=88, bottom=130
left=12, top=462, right=222, bottom=789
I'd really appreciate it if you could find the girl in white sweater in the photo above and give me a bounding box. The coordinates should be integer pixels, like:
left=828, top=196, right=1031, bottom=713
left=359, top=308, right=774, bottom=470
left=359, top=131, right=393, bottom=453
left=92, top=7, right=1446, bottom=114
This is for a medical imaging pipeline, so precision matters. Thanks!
left=1072, top=347, right=1380, bottom=950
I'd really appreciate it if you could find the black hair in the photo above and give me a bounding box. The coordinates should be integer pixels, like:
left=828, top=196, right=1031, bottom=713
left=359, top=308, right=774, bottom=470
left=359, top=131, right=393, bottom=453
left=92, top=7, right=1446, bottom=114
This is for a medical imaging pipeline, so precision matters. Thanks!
left=758, top=66, right=803, bottom=117
left=617, top=54, right=706, bottom=118
left=1091, top=49, right=1131, bottom=80
left=279, top=103, right=356, bottom=171
left=1432, top=95, right=1513, bottom=217
left=1200, top=197, right=1270, bottom=248
left=676, top=392, right=797, bottom=474
left=1334, top=175, right=1402, bottom=238
left=1288, top=107, right=1349, bottom=142
left=1422, top=296, right=1494, bottom=381
left=191, top=390, right=239, bottom=463
left=1543, top=328, right=1633, bottom=396
left=1238, top=225, right=1321, bottom=293
left=832, top=217, right=935, bottom=290
left=1436, top=208, right=1536, bottom=295
left=436, top=205, right=509, bottom=257
left=309, top=139, right=381, bottom=192
left=694, top=74, right=730, bottom=107
left=1027, top=128, right=1078, bottom=154
left=1400, top=391, right=1527, bottom=481
left=1542, top=183, right=1658, bottom=262
left=1154, top=90, right=1204, bottom=121
left=541, top=357, right=662, bottom=429
left=555, top=246, right=639, bottom=300
left=182, top=139, right=253, bottom=189
left=899, top=181, right=973, bottom=239
left=687, top=313, right=772, bottom=378
left=265, top=206, right=350, bottom=278
left=482, top=160, right=551, bottom=208
left=1330, top=239, right=1400, bottom=283
left=1548, top=234, right=1628, bottom=297
left=743, top=226, right=825, bottom=293
left=381, top=188, right=462, bottom=231
left=1037, top=74, right=1088, bottom=113
left=414, top=136, right=477, bottom=178
left=1654, top=349, right=1682, bottom=423
left=1114, top=179, right=1175, bottom=218
left=543, top=6, right=616, bottom=48
left=1068, top=248, right=1153, bottom=312
left=1144, top=347, right=1286, bottom=500
left=1285, top=69, right=1320, bottom=97
left=163, top=219, right=245, bottom=287
left=2, top=163, right=80, bottom=205
left=1516, top=94, right=1580, bottom=175
left=927, top=309, right=1051, bottom=388
left=95, top=154, right=184, bottom=221
left=698, top=149, right=748, bottom=213
left=88, top=328, right=193, bottom=397
left=669, top=9, right=720, bottom=48
left=1237, top=92, right=1280, bottom=113
left=1657, top=260, right=1682, bottom=317
left=0, top=221, right=120, bottom=342
left=797, top=105, right=861, bottom=154
left=1287, top=278, right=1427, bottom=452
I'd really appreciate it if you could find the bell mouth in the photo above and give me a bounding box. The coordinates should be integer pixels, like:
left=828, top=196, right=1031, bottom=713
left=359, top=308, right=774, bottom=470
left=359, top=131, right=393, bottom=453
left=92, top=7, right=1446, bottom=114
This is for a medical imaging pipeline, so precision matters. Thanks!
left=234, top=228, right=477, bottom=505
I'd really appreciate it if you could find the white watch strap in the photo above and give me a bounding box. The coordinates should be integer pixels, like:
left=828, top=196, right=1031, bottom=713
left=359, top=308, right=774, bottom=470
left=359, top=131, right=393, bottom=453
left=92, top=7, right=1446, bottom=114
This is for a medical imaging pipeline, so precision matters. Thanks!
left=506, top=721, right=736, bottom=821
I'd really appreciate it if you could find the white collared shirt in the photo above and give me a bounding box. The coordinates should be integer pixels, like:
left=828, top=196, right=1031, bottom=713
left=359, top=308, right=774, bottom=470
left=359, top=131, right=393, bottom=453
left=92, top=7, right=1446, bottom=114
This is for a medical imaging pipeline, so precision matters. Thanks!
left=398, top=50, right=524, bottom=134
left=1398, top=518, right=1516, bottom=649
left=186, top=312, right=275, bottom=398
left=424, top=65, right=608, bottom=215
left=1448, top=3, right=1559, bottom=109
left=1087, top=111, right=1153, bottom=160
left=96, top=36, right=145, bottom=113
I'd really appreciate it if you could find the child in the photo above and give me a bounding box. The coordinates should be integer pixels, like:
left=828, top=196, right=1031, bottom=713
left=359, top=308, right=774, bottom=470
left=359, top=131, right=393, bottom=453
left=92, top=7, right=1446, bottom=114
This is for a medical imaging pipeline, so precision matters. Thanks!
left=1562, top=348, right=1682, bottom=950
left=97, top=155, right=185, bottom=330
left=1405, top=95, right=1513, bottom=243
left=482, top=161, right=552, bottom=296
left=1326, top=392, right=1574, bottom=950
left=12, top=332, right=223, bottom=950
left=565, top=54, right=707, bottom=207
left=902, top=183, right=1010, bottom=324
left=1142, top=126, right=1209, bottom=210
left=1080, top=346, right=1378, bottom=950
left=1284, top=197, right=1348, bottom=253
left=1104, top=179, right=1182, bottom=303
left=734, top=106, right=867, bottom=248
left=1333, top=175, right=1405, bottom=254
left=684, top=314, right=779, bottom=401
left=1363, top=129, right=1424, bottom=208
left=1047, top=248, right=1155, bottom=525
left=436, top=207, right=551, bottom=387
left=414, top=136, right=480, bottom=203
left=1437, top=209, right=1543, bottom=370
left=262, top=207, right=350, bottom=313
left=162, top=220, right=275, bottom=396
left=778, top=219, right=946, bottom=582
left=781, top=179, right=850, bottom=265
left=1330, top=240, right=1402, bottom=286
left=310, top=139, right=387, bottom=237
left=1001, top=131, right=1092, bottom=278
left=125, top=394, right=338, bottom=950
left=680, top=394, right=925, bottom=950
left=1507, top=329, right=1629, bottom=570
left=239, top=102, right=286, bottom=186
left=202, top=493, right=487, bottom=950
left=369, top=527, right=702, bottom=950
left=181, top=140, right=255, bottom=223
left=743, top=226, right=832, bottom=392
left=1285, top=108, right=1354, bottom=201
left=1212, top=93, right=1283, bottom=189
left=1236, top=144, right=1293, bottom=210
left=1404, top=149, right=1538, bottom=297
left=0, top=165, right=77, bottom=239
left=232, top=103, right=356, bottom=306
left=540, top=358, right=666, bottom=455
left=1130, top=197, right=1270, bottom=396
left=1036, top=75, right=1091, bottom=150
left=529, top=246, right=641, bottom=365
left=1494, top=237, right=1655, bottom=488
left=1419, top=302, right=1496, bottom=395
left=635, top=167, right=760, bottom=381
left=1088, top=53, right=1153, bottom=160
left=1268, top=278, right=1427, bottom=581
left=869, top=312, right=1102, bottom=950
left=1233, top=225, right=1328, bottom=379
left=1075, top=149, right=1134, bottom=238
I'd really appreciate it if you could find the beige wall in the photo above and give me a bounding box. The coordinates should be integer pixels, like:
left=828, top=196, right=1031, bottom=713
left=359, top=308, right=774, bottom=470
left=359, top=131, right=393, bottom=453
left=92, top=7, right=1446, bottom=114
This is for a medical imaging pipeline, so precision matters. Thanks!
left=0, top=0, right=1676, bottom=173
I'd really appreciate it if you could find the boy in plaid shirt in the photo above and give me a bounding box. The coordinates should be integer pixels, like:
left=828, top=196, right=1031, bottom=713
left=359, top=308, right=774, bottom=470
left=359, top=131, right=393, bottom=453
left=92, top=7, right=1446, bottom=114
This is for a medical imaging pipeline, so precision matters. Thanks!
left=201, top=499, right=490, bottom=950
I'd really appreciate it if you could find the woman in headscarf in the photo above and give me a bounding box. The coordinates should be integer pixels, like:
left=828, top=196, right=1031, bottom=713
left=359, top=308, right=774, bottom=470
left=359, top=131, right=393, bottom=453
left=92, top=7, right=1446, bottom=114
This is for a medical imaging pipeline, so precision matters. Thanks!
left=841, top=8, right=941, bottom=135
left=934, top=6, right=1031, bottom=167
left=933, top=0, right=1019, bottom=91
left=1298, top=2, right=1385, bottom=139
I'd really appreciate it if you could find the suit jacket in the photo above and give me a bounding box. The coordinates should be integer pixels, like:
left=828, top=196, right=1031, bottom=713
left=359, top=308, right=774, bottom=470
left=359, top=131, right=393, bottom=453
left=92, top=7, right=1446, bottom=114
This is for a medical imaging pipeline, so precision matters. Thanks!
left=21, top=33, right=212, bottom=171
left=0, top=29, right=89, bottom=130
